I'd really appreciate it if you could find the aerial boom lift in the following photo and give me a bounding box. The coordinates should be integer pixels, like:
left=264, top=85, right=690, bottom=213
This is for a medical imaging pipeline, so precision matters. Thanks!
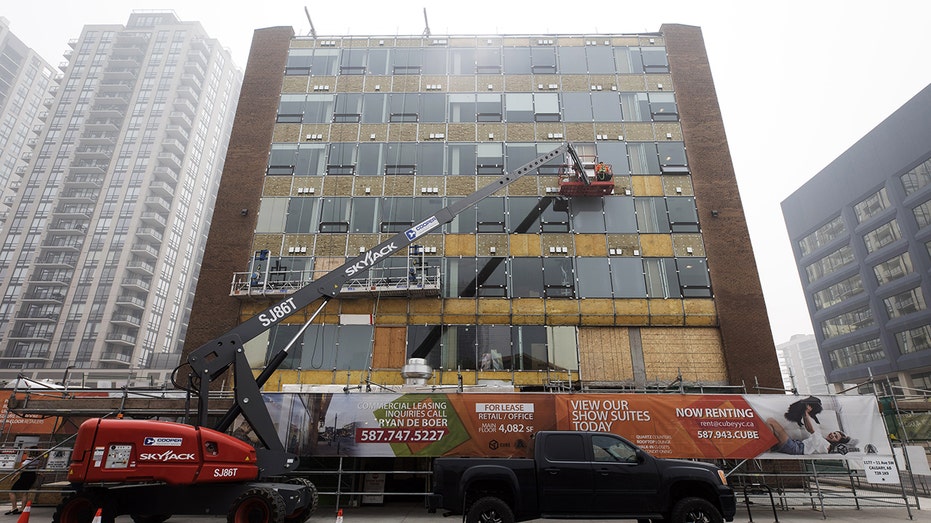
left=56, top=144, right=587, bottom=523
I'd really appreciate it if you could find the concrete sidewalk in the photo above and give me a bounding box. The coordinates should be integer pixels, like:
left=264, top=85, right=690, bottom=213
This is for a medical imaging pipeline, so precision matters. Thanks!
left=2, top=497, right=925, bottom=522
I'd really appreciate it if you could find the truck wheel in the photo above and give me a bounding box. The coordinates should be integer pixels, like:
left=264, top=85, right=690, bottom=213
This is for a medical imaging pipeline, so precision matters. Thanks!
left=228, top=487, right=286, bottom=523
left=466, top=496, right=514, bottom=523
left=670, top=497, right=723, bottom=523
left=53, top=492, right=115, bottom=523
left=284, top=477, right=318, bottom=523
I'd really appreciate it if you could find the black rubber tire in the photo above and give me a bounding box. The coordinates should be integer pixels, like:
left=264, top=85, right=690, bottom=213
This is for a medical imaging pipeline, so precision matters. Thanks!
left=130, top=515, right=171, bottom=523
left=466, top=496, right=515, bottom=523
left=669, top=497, right=723, bottom=523
left=283, top=477, right=318, bottom=523
left=227, top=487, right=286, bottom=523
left=53, top=492, right=115, bottom=523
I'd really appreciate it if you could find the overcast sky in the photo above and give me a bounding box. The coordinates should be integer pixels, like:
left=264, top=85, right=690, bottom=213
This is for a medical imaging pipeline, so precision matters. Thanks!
left=4, top=0, right=931, bottom=344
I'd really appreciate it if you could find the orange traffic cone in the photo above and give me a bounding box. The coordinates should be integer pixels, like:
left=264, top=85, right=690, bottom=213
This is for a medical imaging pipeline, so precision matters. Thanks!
left=334, top=508, right=343, bottom=523
left=15, top=502, right=30, bottom=523
left=90, top=508, right=102, bottom=523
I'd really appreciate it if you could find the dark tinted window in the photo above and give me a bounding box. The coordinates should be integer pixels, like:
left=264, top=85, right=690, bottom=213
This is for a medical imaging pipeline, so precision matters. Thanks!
left=544, top=434, right=586, bottom=461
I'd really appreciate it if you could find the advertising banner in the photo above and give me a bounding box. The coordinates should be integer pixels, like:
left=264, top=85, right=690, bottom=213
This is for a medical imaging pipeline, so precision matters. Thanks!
left=261, top=392, right=893, bottom=461
left=0, top=391, right=58, bottom=436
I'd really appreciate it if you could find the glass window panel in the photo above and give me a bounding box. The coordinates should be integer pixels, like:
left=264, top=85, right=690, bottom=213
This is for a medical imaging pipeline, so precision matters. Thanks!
left=449, top=49, right=475, bottom=75
left=557, top=46, right=587, bottom=74
left=391, top=48, right=422, bottom=74
left=367, top=49, right=389, bottom=75
left=407, top=325, right=443, bottom=368
left=821, top=305, right=873, bottom=339
left=570, top=198, right=605, bottom=233
left=295, top=144, right=327, bottom=175
left=285, top=49, right=313, bottom=75
left=805, top=244, right=854, bottom=283
left=595, top=142, right=630, bottom=175
left=510, top=258, right=544, bottom=297
left=854, top=187, right=890, bottom=223
left=357, top=143, right=384, bottom=176
left=449, top=94, right=476, bottom=123
left=421, top=93, right=446, bottom=122
left=603, top=197, right=637, bottom=233
left=335, top=325, right=373, bottom=370
left=413, top=196, right=444, bottom=224
left=379, top=197, right=414, bottom=233
left=874, top=252, right=912, bottom=285
left=813, top=273, right=863, bottom=310
left=333, top=93, right=363, bottom=122
left=534, top=93, right=560, bottom=122
left=901, top=158, right=931, bottom=196
left=614, top=47, right=639, bottom=74
left=448, top=143, right=477, bottom=176
left=503, top=48, right=532, bottom=74
left=385, top=143, right=417, bottom=174
left=543, top=257, right=575, bottom=298
left=649, top=92, right=678, bottom=121
left=421, top=48, right=447, bottom=74
left=677, top=258, right=711, bottom=297
left=477, top=197, right=505, bottom=233
left=548, top=326, right=578, bottom=371
left=277, top=94, right=305, bottom=122
left=387, top=93, right=420, bottom=122
left=610, top=257, right=647, bottom=297
left=591, top=92, right=622, bottom=122
left=256, top=197, right=288, bottom=233
left=476, top=93, right=502, bottom=122
left=913, top=199, right=931, bottom=228
left=476, top=325, right=510, bottom=370
left=296, top=324, right=338, bottom=370
left=507, top=197, right=542, bottom=234
left=448, top=197, right=477, bottom=234
left=531, top=47, right=556, bottom=73
left=640, top=47, right=669, bottom=73
left=361, top=93, right=386, bottom=123
left=562, top=92, right=593, bottom=122
left=576, top=257, right=612, bottom=298
left=310, top=49, right=338, bottom=75
left=326, top=143, right=356, bottom=175
left=444, top=258, right=476, bottom=297
left=644, top=258, right=678, bottom=298
left=505, top=143, right=560, bottom=173
left=419, top=143, right=444, bottom=175
left=896, top=325, right=931, bottom=355
left=339, top=49, right=367, bottom=75
left=667, top=197, right=699, bottom=232
left=303, top=94, right=335, bottom=124
left=863, top=220, right=901, bottom=253
left=884, top=287, right=926, bottom=319
left=476, top=48, right=502, bottom=74
left=628, top=143, right=660, bottom=174
left=319, top=197, right=350, bottom=233
left=505, top=93, right=534, bottom=123
left=268, top=144, right=297, bottom=171
left=828, top=338, right=883, bottom=370
left=450, top=325, right=478, bottom=370
left=619, top=93, right=649, bottom=121
left=586, top=46, right=616, bottom=74
left=635, top=197, right=670, bottom=233
left=349, top=197, right=378, bottom=233
left=510, top=325, right=548, bottom=370
left=477, top=143, right=504, bottom=175
left=284, top=198, right=318, bottom=233
left=476, top=257, right=507, bottom=297
left=798, top=216, right=846, bottom=257
left=657, top=142, right=688, bottom=171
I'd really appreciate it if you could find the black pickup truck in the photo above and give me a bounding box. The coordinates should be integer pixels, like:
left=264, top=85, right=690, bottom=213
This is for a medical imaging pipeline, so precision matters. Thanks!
left=428, top=431, right=736, bottom=523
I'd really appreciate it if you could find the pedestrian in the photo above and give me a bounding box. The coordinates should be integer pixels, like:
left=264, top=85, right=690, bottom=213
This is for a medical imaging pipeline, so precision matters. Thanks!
left=7, top=447, right=40, bottom=515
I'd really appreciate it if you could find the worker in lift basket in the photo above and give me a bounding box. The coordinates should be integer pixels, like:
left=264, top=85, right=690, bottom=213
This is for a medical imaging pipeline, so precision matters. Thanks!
left=595, top=161, right=612, bottom=181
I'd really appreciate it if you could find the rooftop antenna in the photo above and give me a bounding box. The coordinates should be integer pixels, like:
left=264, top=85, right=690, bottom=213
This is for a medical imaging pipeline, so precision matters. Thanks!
left=304, top=6, right=317, bottom=38
left=422, top=7, right=431, bottom=37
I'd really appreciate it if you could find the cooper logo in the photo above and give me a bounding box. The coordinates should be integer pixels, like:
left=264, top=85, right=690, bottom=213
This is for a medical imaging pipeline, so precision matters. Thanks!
left=138, top=450, right=196, bottom=462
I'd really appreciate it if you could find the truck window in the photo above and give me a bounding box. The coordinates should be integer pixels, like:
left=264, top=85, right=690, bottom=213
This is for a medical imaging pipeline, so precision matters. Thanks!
left=543, top=434, right=586, bottom=461
left=592, top=434, right=637, bottom=463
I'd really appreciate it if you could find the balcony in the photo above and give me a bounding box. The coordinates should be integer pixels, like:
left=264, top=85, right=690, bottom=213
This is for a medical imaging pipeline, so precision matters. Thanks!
left=110, top=314, right=142, bottom=328
left=115, top=294, right=146, bottom=310
left=47, top=222, right=88, bottom=235
left=99, top=350, right=133, bottom=366
left=144, top=196, right=172, bottom=213
left=64, top=174, right=103, bottom=188
left=153, top=166, right=179, bottom=184
left=21, top=291, right=66, bottom=304
left=101, top=68, right=137, bottom=81
left=173, top=99, right=197, bottom=117
left=58, top=191, right=98, bottom=205
left=179, top=74, right=202, bottom=91
left=140, top=212, right=167, bottom=229
left=168, top=111, right=192, bottom=127
left=165, top=125, right=189, bottom=141
left=149, top=181, right=175, bottom=199
left=161, top=139, right=186, bottom=156
left=79, top=134, right=116, bottom=146
left=175, top=86, right=198, bottom=103
left=134, top=228, right=163, bottom=243
left=104, top=331, right=137, bottom=346
left=40, top=239, right=83, bottom=252
left=85, top=120, right=120, bottom=133
left=120, top=277, right=152, bottom=293
left=6, top=328, right=53, bottom=342
left=51, top=206, right=92, bottom=219
left=69, top=164, right=107, bottom=176
left=35, top=255, right=77, bottom=269
left=130, top=243, right=159, bottom=260
left=156, top=152, right=183, bottom=171
left=15, top=311, right=59, bottom=323
left=88, top=105, right=125, bottom=119
left=126, top=260, right=156, bottom=275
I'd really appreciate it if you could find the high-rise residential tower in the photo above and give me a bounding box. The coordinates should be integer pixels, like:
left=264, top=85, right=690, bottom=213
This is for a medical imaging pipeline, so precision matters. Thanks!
left=0, top=12, right=242, bottom=385
left=0, top=17, right=57, bottom=226
left=186, top=25, right=782, bottom=392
